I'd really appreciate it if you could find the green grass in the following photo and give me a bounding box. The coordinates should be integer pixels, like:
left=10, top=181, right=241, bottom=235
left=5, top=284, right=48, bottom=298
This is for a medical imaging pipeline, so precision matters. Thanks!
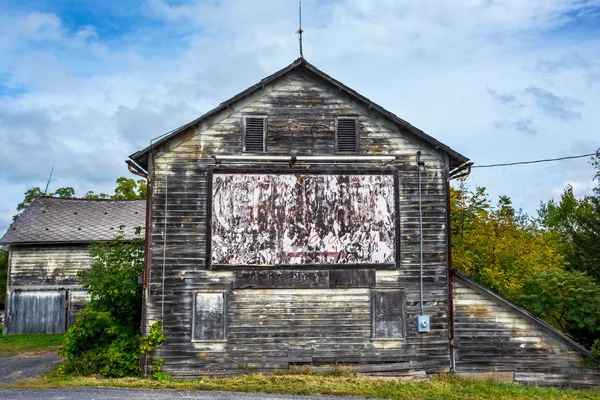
left=0, top=333, right=64, bottom=357
left=7, top=370, right=600, bottom=399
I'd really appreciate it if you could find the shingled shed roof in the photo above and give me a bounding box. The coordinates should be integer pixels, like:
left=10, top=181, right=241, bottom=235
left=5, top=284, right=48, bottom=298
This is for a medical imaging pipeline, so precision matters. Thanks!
left=0, top=197, right=146, bottom=245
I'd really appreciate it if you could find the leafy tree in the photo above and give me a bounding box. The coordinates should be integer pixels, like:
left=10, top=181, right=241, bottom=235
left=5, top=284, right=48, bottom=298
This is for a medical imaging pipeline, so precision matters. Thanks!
left=80, top=178, right=146, bottom=201
left=61, top=229, right=146, bottom=377
left=451, top=183, right=565, bottom=299
left=112, top=177, right=147, bottom=200
left=82, top=191, right=111, bottom=200
left=13, top=177, right=146, bottom=221
left=79, top=228, right=145, bottom=327
left=14, top=186, right=76, bottom=220
left=538, top=151, right=600, bottom=282
left=518, top=269, right=600, bottom=348
left=588, top=339, right=600, bottom=369
left=53, top=187, right=76, bottom=199
left=16, top=187, right=45, bottom=212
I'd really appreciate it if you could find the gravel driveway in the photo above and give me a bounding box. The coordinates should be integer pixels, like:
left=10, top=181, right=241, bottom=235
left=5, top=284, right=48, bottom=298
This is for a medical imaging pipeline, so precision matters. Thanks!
left=0, top=354, right=60, bottom=385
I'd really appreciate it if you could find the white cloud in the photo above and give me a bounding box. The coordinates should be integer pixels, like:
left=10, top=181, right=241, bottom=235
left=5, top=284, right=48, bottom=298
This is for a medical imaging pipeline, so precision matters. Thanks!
left=0, top=0, right=599, bottom=234
left=551, top=179, right=596, bottom=198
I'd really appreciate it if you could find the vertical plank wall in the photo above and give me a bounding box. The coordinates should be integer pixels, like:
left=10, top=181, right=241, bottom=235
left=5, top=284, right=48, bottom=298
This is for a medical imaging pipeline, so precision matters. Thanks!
left=5, top=245, right=92, bottom=334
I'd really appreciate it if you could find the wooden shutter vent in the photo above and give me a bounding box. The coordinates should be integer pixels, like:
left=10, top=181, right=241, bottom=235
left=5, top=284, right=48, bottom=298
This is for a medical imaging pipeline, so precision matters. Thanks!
left=336, top=118, right=358, bottom=153
left=243, top=117, right=266, bottom=152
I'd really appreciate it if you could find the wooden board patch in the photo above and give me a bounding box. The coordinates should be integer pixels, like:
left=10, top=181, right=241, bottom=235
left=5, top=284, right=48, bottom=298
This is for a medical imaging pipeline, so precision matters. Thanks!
left=329, top=269, right=375, bottom=288
left=372, top=290, right=405, bottom=339
left=233, top=270, right=330, bottom=289
left=193, top=292, right=226, bottom=341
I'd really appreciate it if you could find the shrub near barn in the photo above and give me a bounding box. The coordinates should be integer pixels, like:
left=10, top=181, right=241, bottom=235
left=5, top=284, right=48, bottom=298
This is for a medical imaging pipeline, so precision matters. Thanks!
left=60, top=228, right=165, bottom=377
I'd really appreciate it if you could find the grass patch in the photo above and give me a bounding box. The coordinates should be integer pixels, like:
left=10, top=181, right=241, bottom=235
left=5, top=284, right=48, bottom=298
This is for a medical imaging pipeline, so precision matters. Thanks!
left=7, top=370, right=600, bottom=399
left=0, top=333, right=64, bottom=357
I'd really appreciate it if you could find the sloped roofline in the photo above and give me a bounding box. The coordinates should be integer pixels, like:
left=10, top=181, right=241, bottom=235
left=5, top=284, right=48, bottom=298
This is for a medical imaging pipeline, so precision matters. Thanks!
left=129, top=57, right=469, bottom=170
left=453, top=271, right=591, bottom=356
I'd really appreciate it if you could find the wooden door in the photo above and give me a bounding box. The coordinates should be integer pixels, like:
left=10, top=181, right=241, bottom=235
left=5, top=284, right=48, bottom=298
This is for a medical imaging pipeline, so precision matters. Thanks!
left=7, top=290, right=67, bottom=334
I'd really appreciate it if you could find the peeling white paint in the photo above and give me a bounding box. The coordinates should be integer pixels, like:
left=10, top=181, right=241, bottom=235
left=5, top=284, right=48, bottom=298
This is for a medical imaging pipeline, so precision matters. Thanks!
left=212, top=174, right=396, bottom=265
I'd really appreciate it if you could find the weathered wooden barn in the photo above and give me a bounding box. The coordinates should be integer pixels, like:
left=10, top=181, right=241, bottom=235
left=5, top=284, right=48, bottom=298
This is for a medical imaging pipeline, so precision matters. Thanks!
left=129, top=57, right=599, bottom=386
left=0, top=197, right=145, bottom=334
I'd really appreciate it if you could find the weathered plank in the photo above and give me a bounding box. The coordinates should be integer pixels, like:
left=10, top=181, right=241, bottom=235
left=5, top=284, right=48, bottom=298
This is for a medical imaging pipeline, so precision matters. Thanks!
left=453, top=275, right=598, bottom=388
left=9, top=245, right=92, bottom=286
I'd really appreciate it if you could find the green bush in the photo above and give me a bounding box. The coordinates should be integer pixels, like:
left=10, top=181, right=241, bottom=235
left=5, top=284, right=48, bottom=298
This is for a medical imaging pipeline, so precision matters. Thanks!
left=586, top=339, right=600, bottom=369
left=60, top=230, right=165, bottom=377
left=518, top=269, right=600, bottom=348
left=60, top=311, right=140, bottom=377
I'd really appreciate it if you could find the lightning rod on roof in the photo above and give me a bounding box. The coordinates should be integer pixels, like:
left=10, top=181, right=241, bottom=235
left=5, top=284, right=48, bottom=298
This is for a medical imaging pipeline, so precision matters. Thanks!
left=44, top=166, right=54, bottom=195
left=297, top=0, right=304, bottom=58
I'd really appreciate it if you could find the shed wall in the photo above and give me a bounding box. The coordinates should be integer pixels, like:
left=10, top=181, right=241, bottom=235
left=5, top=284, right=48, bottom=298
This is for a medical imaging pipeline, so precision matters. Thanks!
left=9, top=245, right=92, bottom=286
left=453, top=276, right=600, bottom=387
left=5, top=245, right=91, bottom=334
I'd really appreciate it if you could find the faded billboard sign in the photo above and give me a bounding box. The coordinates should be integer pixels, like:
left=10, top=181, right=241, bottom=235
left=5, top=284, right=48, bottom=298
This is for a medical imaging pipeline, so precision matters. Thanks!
left=211, top=174, right=395, bottom=265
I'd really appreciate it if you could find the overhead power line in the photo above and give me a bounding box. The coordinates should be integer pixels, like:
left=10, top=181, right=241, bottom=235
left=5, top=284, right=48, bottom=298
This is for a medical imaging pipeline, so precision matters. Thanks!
left=472, top=152, right=597, bottom=169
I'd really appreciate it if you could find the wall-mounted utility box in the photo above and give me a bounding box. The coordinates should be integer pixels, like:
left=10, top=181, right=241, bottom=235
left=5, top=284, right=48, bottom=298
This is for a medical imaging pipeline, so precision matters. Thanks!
left=418, top=315, right=430, bottom=333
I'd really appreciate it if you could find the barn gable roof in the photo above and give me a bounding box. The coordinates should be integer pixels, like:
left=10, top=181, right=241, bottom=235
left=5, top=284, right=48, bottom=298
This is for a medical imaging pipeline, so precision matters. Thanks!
left=129, top=57, right=469, bottom=170
left=0, top=197, right=145, bottom=245
left=454, top=271, right=591, bottom=356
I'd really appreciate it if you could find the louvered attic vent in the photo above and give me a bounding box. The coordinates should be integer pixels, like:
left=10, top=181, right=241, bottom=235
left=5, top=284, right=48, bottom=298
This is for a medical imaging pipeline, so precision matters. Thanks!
left=243, top=116, right=266, bottom=152
left=336, top=118, right=358, bottom=153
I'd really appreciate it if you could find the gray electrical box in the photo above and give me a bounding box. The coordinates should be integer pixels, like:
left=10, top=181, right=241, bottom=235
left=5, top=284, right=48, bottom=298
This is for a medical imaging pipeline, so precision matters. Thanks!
left=417, top=315, right=430, bottom=333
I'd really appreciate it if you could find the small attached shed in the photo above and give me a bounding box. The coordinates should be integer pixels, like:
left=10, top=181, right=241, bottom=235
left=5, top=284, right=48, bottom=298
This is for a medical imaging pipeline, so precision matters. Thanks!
left=452, top=272, right=600, bottom=387
left=0, top=197, right=145, bottom=334
left=128, top=57, right=599, bottom=386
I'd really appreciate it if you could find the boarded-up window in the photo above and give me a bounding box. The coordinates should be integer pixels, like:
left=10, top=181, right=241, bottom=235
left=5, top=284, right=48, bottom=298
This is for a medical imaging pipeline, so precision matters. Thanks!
left=243, top=116, right=266, bottom=152
left=193, top=292, right=226, bottom=341
left=336, top=117, right=358, bottom=153
left=211, top=174, right=396, bottom=266
left=372, top=290, right=405, bottom=339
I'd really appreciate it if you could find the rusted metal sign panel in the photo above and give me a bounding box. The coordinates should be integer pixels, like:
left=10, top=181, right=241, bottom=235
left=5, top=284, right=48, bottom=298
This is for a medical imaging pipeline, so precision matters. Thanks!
left=211, top=174, right=395, bottom=265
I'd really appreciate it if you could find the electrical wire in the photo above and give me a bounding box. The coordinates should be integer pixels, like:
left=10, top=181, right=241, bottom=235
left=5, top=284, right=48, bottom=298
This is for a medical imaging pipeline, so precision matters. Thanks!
left=472, top=152, right=597, bottom=169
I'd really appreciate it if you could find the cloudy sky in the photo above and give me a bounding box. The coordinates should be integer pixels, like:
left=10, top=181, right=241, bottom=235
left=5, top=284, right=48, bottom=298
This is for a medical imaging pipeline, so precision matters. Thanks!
left=1, top=0, right=599, bottom=234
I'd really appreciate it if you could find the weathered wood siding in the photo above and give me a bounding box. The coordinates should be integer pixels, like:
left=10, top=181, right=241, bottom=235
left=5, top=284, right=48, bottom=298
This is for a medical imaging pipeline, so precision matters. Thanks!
left=9, top=245, right=92, bottom=286
left=453, top=275, right=600, bottom=388
left=68, top=290, right=91, bottom=326
left=144, top=69, right=451, bottom=376
left=5, top=245, right=91, bottom=334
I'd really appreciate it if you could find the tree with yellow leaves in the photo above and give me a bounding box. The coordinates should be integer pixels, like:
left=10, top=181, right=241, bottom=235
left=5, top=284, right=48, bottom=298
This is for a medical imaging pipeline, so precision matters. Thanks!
left=450, top=183, right=565, bottom=299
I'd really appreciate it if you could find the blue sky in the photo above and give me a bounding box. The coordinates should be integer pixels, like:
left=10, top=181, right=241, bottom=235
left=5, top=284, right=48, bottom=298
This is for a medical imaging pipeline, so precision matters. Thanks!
left=1, top=0, right=600, bottom=234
